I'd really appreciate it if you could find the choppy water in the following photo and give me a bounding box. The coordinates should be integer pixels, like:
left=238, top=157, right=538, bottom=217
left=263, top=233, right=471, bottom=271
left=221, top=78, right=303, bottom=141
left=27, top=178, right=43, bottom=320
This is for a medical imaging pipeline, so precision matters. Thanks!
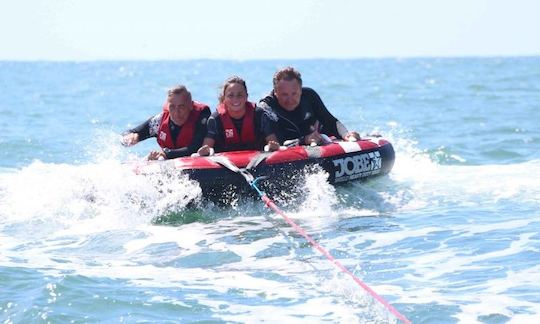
left=1, top=58, right=539, bottom=323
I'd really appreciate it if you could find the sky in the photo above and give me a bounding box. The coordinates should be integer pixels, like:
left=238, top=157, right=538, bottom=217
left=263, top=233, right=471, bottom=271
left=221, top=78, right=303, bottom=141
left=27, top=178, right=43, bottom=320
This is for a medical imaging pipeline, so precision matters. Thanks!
left=1, top=0, right=539, bottom=60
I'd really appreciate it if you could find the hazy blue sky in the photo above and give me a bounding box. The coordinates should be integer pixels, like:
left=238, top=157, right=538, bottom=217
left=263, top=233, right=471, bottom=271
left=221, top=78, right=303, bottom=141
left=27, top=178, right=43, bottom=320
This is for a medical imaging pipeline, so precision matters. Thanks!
left=2, top=0, right=539, bottom=60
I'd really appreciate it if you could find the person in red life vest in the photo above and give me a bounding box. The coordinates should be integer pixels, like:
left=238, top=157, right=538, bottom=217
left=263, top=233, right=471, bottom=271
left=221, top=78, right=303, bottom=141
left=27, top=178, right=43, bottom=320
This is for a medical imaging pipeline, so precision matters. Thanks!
left=197, top=76, right=280, bottom=156
left=122, top=85, right=211, bottom=160
left=258, top=66, right=360, bottom=146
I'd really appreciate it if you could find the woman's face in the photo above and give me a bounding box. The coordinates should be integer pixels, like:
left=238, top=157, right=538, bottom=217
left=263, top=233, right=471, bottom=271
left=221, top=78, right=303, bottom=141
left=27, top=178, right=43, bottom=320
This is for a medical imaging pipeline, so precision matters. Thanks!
left=223, top=82, right=247, bottom=113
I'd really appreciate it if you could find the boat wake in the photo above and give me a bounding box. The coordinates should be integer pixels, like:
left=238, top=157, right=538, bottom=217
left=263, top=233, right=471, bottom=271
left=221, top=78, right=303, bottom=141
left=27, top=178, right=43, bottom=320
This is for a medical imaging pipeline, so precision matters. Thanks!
left=1, top=132, right=539, bottom=322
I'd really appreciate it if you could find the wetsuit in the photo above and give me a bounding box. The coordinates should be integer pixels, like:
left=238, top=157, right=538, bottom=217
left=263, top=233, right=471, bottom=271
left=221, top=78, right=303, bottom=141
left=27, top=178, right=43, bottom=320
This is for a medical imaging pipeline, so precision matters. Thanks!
left=258, top=87, right=348, bottom=143
left=205, top=104, right=277, bottom=152
left=126, top=104, right=211, bottom=159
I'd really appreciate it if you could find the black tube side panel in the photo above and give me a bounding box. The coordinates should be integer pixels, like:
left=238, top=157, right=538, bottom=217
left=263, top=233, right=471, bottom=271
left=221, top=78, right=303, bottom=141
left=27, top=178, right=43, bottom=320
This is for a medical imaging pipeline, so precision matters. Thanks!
left=182, top=142, right=395, bottom=203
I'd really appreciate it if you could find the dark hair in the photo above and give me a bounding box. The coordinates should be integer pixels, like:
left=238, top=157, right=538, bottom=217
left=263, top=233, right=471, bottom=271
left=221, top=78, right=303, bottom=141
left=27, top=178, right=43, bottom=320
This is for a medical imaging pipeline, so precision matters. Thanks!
left=167, top=85, right=192, bottom=101
left=219, top=76, right=248, bottom=103
left=272, top=66, right=302, bottom=87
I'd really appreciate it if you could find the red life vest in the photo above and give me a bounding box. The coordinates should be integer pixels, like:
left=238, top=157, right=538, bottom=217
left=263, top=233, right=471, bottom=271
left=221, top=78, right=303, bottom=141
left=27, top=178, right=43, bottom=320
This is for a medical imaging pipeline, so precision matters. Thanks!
left=157, top=101, right=208, bottom=149
left=217, top=101, right=256, bottom=146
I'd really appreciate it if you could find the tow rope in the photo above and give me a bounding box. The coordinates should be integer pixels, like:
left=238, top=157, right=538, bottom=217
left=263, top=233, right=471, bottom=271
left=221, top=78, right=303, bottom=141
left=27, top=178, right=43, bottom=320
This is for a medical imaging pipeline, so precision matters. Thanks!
left=211, top=156, right=411, bottom=323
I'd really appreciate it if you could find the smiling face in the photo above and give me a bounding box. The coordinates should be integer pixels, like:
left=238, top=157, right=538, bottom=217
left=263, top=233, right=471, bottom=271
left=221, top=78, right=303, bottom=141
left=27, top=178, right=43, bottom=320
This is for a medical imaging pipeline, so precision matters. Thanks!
left=223, top=82, right=248, bottom=114
left=167, top=92, right=193, bottom=126
left=274, top=79, right=302, bottom=111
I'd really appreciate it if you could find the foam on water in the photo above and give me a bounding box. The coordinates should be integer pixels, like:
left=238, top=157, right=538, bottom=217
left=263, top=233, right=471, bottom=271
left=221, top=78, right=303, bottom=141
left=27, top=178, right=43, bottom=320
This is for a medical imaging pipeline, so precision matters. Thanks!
left=0, top=214, right=397, bottom=322
left=0, top=159, right=201, bottom=239
left=379, top=127, right=540, bottom=211
left=0, top=135, right=400, bottom=321
left=1, top=129, right=539, bottom=322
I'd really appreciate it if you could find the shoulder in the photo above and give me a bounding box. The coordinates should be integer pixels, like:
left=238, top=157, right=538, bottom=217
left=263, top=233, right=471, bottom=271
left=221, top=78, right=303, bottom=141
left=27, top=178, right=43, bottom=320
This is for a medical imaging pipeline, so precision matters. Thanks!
left=150, top=111, right=164, bottom=123
left=193, top=101, right=211, bottom=112
left=193, top=100, right=210, bottom=108
left=257, top=100, right=271, bottom=110
left=149, top=112, right=164, bottom=135
left=301, top=87, right=325, bottom=106
left=301, top=87, right=319, bottom=97
left=207, top=111, right=221, bottom=125
left=200, top=106, right=211, bottom=118
left=259, top=91, right=277, bottom=106
left=209, top=110, right=220, bottom=118
left=256, top=105, right=278, bottom=122
left=198, top=112, right=210, bottom=126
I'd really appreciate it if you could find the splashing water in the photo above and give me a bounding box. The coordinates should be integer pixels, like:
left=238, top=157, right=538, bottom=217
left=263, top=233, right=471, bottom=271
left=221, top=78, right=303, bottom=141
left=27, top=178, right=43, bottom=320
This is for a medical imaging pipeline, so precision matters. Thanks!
left=0, top=159, right=202, bottom=238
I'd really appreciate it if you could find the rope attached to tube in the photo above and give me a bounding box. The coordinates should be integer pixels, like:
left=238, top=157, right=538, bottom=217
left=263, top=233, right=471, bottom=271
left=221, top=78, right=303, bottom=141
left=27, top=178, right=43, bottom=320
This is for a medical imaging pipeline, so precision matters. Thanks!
left=250, top=176, right=411, bottom=324
left=209, top=156, right=410, bottom=323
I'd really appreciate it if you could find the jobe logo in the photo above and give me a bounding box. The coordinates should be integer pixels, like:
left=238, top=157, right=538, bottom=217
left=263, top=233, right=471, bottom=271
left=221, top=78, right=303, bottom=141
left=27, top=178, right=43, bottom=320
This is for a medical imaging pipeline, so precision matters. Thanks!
left=333, top=151, right=382, bottom=182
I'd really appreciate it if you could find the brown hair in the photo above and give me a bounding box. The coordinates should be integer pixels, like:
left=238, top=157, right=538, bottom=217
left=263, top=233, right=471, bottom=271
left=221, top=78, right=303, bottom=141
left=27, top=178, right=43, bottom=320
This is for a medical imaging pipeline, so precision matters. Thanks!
left=167, top=85, right=192, bottom=101
left=219, top=76, right=248, bottom=103
left=272, top=66, right=303, bottom=87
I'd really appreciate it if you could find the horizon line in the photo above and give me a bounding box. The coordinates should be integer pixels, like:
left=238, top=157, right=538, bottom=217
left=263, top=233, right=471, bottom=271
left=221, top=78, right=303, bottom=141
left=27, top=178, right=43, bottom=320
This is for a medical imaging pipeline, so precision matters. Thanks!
left=1, top=53, right=539, bottom=63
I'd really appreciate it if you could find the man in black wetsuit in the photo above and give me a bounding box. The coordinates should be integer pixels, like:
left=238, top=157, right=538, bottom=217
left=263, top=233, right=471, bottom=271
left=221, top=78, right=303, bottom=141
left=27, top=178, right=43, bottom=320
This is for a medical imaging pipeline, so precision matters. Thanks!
left=258, top=67, right=360, bottom=145
left=122, top=85, right=211, bottom=160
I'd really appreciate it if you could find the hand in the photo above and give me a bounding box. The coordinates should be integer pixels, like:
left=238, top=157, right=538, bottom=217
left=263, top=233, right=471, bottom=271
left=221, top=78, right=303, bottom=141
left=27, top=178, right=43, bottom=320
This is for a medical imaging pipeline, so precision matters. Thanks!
left=304, top=131, right=322, bottom=146
left=147, top=150, right=166, bottom=161
left=366, top=132, right=381, bottom=138
left=197, top=145, right=214, bottom=156
left=265, top=140, right=280, bottom=152
left=345, top=131, right=361, bottom=142
left=121, top=133, right=139, bottom=146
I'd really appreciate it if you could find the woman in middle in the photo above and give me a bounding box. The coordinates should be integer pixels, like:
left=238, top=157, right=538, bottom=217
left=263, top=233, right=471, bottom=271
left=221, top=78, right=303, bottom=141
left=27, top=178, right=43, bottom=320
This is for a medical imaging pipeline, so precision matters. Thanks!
left=197, top=76, right=280, bottom=156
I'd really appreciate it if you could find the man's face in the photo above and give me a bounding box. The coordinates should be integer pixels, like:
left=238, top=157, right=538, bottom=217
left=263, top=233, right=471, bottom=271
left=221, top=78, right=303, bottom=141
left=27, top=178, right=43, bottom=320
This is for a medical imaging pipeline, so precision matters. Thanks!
left=274, top=79, right=302, bottom=111
left=168, top=93, right=193, bottom=126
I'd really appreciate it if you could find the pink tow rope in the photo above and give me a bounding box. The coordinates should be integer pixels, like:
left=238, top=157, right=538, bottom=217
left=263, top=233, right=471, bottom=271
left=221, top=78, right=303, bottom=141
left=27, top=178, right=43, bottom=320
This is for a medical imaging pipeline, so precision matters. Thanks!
left=253, top=180, right=411, bottom=323
left=210, top=155, right=411, bottom=323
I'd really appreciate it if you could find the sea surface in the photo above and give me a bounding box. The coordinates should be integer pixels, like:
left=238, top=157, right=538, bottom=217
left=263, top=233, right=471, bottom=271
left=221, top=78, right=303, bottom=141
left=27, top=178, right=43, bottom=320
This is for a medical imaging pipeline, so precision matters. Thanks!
left=1, top=58, right=539, bottom=323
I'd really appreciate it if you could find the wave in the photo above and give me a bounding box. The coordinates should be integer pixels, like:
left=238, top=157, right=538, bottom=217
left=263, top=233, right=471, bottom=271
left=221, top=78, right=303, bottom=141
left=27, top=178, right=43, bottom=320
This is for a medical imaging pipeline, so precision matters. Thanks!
left=376, top=127, right=540, bottom=210
left=1, top=131, right=538, bottom=323
left=0, top=159, right=202, bottom=238
left=1, top=129, right=538, bottom=234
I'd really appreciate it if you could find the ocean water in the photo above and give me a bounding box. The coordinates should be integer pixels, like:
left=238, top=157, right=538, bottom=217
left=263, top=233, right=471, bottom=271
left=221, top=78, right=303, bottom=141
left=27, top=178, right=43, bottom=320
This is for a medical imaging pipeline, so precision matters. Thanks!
left=0, top=58, right=539, bottom=323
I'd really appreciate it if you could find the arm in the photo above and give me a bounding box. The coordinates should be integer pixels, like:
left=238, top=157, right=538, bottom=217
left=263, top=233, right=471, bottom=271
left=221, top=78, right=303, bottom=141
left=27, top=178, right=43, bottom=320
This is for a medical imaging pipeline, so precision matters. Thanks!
left=259, top=107, right=280, bottom=151
left=307, top=88, right=360, bottom=141
left=197, top=113, right=219, bottom=156
left=121, top=113, right=161, bottom=146
left=305, top=88, right=339, bottom=135
left=336, top=120, right=360, bottom=141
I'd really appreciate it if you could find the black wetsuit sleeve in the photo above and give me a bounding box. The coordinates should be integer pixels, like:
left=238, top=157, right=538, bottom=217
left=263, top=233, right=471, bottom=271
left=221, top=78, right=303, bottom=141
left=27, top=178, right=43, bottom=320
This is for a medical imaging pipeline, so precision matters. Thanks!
left=125, top=112, right=163, bottom=141
left=257, top=107, right=278, bottom=138
left=126, top=117, right=154, bottom=142
left=205, top=111, right=220, bottom=141
left=163, top=108, right=211, bottom=159
left=304, top=88, right=340, bottom=137
left=259, top=95, right=273, bottom=108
